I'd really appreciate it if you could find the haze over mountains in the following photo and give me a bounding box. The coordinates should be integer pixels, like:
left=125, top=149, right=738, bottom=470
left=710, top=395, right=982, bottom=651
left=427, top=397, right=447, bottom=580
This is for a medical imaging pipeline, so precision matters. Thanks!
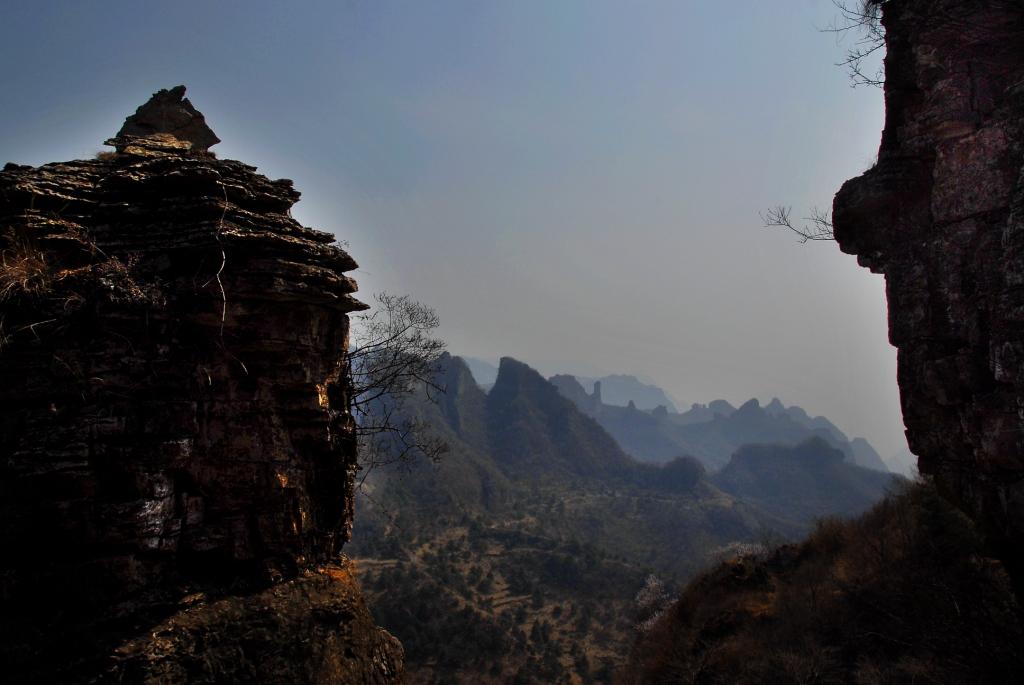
left=885, top=447, right=919, bottom=478
left=351, top=354, right=898, bottom=683
left=463, top=357, right=679, bottom=412
left=466, top=355, right=891, bottom=473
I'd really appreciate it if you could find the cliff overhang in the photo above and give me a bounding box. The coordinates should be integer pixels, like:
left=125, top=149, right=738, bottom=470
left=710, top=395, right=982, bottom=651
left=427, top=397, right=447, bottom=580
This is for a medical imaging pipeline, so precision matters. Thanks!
left=832, top=0, right=1024, bottom=577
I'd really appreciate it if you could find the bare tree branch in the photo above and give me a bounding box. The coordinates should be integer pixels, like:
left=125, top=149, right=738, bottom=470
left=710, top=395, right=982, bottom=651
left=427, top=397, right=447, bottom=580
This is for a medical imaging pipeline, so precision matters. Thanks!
left=761, top=206, right=835, bottom=243
left=824, top=1, right=888, bottom=88
left=348, top=292, right=449, bottom=481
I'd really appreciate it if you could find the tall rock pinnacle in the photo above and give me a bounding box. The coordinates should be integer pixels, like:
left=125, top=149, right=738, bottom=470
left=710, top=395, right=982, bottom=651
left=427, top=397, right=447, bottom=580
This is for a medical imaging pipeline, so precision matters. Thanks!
left=0, top=87, right=400, bottom=682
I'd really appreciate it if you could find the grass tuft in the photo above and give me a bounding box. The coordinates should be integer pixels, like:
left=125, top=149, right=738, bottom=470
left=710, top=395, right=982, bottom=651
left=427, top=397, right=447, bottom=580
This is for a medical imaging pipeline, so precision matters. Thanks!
left=0, top=241, right=51, bottom=302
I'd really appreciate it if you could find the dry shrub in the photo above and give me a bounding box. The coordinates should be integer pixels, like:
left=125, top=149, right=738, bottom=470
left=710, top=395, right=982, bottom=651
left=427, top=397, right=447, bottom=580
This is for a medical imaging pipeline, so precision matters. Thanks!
left=0, top=240, right=51, bottom=302
left=1, top=241, right=148, bottom=307
left=0, top=221, right=157, bottom=357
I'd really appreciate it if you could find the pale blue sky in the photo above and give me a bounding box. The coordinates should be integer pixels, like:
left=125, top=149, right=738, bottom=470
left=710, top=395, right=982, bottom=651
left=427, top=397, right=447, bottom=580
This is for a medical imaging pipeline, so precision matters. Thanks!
left=0, top=1, right=901, bottom=456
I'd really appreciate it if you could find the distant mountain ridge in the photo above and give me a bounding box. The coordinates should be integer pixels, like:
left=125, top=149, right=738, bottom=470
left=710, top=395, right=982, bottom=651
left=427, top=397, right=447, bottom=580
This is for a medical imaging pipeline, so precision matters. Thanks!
left=712, top=438, right=896, bottom=523
left=550, top=374, right=889, bottom=473
left=360, top=355, right=894, bottom=551
left=575, top=374, right=679, bottom=412
left=461, top=356, right=678, bottom=411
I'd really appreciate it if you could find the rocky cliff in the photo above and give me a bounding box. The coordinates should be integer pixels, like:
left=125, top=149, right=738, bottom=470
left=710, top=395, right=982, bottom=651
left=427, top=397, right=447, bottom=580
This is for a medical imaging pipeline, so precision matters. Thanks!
left=833, top=0, right=1024, bottom=577
left=0, top=87, right=402, bottom=683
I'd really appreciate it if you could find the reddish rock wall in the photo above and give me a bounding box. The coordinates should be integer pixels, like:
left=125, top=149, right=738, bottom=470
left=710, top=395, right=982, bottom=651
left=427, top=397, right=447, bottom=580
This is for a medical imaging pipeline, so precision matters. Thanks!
left=833, top=0, right=1024, bottom=572
left=0, top=87, right=401, bottom=683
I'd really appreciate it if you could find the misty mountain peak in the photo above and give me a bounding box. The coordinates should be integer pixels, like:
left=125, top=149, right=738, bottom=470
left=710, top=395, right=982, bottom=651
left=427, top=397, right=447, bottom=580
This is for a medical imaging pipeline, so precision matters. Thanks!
left=707, top=399, right=737, bottom=416
left=445, top=354, right=484, bottom=392
left=736, top=398, right=763, bottom=415
left=848, top=436, right=890, bottom=472
left=549, top=374, right=587, bottom=394
left=493, top=356, right=550, bottom=395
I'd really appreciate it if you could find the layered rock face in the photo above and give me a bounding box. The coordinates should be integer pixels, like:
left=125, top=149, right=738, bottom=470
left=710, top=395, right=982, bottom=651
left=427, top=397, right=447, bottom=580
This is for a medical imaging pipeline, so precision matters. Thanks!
left=0, top=87, right=402, bottom=683
left=833, top=1, right=1024, bottom=572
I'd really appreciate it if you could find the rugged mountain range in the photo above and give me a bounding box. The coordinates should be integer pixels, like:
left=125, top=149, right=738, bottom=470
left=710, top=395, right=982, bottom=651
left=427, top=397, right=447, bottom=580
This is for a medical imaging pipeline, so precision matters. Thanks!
left=350, top=354, right=896, bottom=683
left=575, top=374, right=679, bottom=412
left=550, top=374, right=889, bottom=472
left=464, top=357, right=678, bottom=411
left=354, top=355, right=782, bottom=574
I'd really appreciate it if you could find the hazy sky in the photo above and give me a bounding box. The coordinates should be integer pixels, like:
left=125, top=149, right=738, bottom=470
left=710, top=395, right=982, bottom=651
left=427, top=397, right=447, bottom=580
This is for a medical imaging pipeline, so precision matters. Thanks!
left=0, top=1, right=903, bottom=456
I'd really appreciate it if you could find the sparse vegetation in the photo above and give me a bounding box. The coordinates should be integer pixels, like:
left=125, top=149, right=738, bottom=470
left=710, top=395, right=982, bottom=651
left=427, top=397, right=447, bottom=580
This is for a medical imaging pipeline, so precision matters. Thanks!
left=0, top=238, right=50, bottom=302
left=760, top=206, right=834, bottom=244
left=625, top=479, right=1024, bottom=684
left=353, top=519, right=639, bottom=685
left=1, top=223, right=151, bottom=330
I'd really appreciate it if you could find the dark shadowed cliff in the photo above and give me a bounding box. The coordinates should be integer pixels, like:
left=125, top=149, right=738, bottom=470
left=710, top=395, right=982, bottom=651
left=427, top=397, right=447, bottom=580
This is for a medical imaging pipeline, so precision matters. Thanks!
left=832, top=0, right=1024, bottom=579
left=0, top=87, right=401, bottom=683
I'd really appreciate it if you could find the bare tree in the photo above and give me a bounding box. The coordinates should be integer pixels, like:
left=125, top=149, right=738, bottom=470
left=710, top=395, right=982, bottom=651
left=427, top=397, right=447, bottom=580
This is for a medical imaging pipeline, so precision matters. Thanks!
left=348, top=292, right=449, bottom=483
left=825, top=0, right=1024, bottom=90
left=825, top=1, right=888, bottom=88
left=761, top=206, right=835, bottom=243
left=765, top=3, right=885, bottom=244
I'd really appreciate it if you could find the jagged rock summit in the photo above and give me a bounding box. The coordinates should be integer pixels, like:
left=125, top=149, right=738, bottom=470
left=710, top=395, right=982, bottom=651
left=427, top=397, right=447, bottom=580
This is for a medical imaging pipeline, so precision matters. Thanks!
left=0, top=88, right=399, bottom=683
left=109, top=84, right=221, bottom=154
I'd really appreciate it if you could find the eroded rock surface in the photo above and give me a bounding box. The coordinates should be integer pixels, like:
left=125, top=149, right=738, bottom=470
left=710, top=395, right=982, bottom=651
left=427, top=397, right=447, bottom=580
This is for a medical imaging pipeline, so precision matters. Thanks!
left=110, top=562, right=403, bottom=685
left=0, top=87, right=401, bottom=683
left=833, top=0, right=1024, bottom=573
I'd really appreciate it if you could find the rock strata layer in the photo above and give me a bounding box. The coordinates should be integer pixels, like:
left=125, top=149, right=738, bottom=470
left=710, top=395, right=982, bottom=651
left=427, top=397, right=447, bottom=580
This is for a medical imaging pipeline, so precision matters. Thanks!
left=0, top=88, right=401, bottom=683
left=833, top=0, right=1024, bottom=576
